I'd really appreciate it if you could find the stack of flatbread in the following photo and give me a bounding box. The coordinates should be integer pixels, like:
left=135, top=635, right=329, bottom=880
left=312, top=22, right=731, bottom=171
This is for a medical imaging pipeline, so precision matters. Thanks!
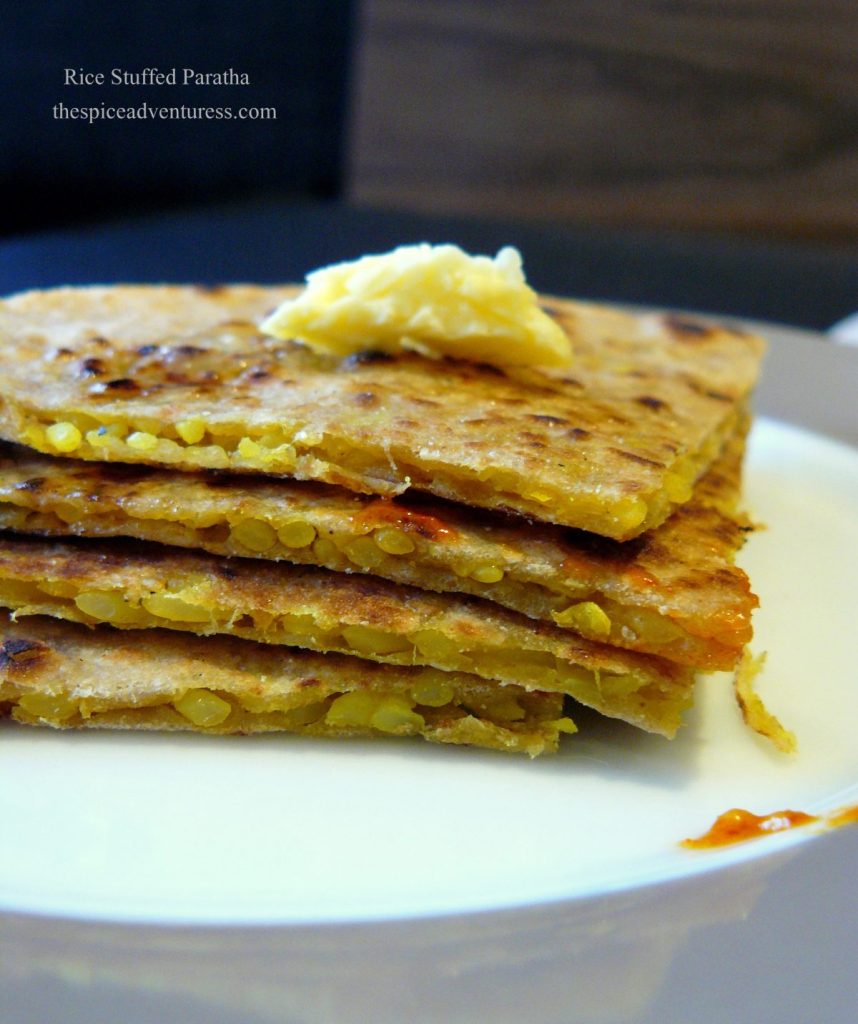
left=0, top=281, right=764, bottom=755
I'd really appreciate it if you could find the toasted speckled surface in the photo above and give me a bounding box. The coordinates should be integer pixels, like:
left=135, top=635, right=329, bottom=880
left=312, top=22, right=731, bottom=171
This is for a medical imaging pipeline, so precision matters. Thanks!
left=0, top=426, right=756, bottom=669
left=0, top=285, right=764, bottom=538
left=0, top=613, right=569, bottom=755
left=0, top=534, right=694, bottom=735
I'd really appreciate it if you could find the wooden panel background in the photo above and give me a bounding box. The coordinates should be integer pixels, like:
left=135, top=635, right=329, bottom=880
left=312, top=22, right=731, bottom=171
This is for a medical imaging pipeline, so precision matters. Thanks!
left=347, top=0, right=858, bottom=241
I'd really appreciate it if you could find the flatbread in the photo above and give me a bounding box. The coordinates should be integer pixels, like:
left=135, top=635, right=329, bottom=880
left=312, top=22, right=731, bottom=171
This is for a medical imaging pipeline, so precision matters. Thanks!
left=0, top=534, right=694, bottom=736
left=0, top=426, right=756, bottom=669
left=0, top=613, right=571, bottom=756
left=0, top=285, right=764, bottom=539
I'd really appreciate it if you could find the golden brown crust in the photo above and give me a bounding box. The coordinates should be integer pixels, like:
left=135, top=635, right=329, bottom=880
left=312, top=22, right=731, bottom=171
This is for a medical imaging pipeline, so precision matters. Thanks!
left=0, top=612, right=569, bottom=755
left=0, top=427, right=756, bottom=668
left=0, top=285, right=764, bottom=538
left=0, top=533, right=694, bottom=735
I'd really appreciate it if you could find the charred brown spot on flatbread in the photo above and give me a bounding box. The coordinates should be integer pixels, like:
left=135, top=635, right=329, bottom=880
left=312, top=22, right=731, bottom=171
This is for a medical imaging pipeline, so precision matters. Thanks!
left=610, top=449, right=666, bottom=468
left=530, top=414, right=568, bottom=425
left=86, top=462, right=154, bottom=485
left=0, top=637, right=49, bottom=671
left=636, top=395, right=668, bottom=412
left=340, top=350, right=395, bottom=370
left=200, top=471, right=243, bottom=489
left=193, top=284, right=229, bottom=296
left=664, top=315, right=716, bottom=340
left=15, top=477, right=46, bottom=492
left=540, top=304, right=576, bottom=331
left=80, top=357, right=106, bottom=377
left=91, top=377, right=140, bottom=396
left=472, top=362, right=507, bottom=378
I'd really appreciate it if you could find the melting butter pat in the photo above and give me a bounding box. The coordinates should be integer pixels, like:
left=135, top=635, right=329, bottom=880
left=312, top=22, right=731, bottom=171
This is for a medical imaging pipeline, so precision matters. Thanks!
left=261, top=243, right=572, bottom=368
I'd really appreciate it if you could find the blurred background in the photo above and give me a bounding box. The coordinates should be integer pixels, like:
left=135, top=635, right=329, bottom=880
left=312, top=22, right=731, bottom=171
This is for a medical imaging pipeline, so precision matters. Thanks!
left=1, top=0, right=354, bottom=236
left=3, top=0, right=856, bottom=245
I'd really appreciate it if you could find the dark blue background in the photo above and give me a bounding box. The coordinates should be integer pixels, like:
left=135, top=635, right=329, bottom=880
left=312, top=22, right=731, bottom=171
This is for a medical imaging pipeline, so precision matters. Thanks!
left=1, top=1, right=353, bottom=236
left=1, top=198, right=855, bottom=331
left=2, top=1, right=855, bottom=329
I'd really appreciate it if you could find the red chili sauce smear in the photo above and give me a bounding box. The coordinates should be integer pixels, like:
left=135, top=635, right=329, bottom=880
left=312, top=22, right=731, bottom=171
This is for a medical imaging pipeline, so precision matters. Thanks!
left=357, top=498, right=457, bottom=541
left=681, top=808, right=818, bottom=850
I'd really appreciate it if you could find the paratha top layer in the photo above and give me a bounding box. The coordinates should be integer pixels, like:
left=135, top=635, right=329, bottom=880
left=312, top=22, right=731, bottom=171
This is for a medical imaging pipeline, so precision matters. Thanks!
left=0, top=285, right=764, bottom=538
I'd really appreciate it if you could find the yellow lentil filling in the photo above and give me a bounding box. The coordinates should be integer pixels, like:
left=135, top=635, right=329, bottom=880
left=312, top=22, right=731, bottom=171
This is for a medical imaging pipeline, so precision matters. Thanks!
left=0, top=412, right=743, bottom=668
left=8, top=678, right=575, bottom=751
left=470, top=565, right=504, bottom=584
left=173, top=687, right=232, bottom=727
left=0, top=512, right=700, bottom=663
left=44, top=422, right=82, bottom=453
left=19, top=402, right=739, bottom=538
left=551, top=601, right=612, bottom=638
left=373, top=527, right=415, bottom=555
left=278, top=521, right=317, bottom=549
left=0, top=578, right=652, bottom=700
left=0, top=498, right=714, bottom=665
left=551, top=598, right=687, bottom=650
left=548, top=599, right=684, bottom=648
left=16, top=690, right=78, bottom=721
left=230, top=518, right=277, bottom=553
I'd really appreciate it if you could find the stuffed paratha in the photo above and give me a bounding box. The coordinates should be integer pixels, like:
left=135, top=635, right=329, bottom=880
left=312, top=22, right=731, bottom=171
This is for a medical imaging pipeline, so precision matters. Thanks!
left=0, top=285, right=764, bottom=539
left=0, top=535, right=695, bottom=736
left=0, top=425, right=755, bottom=669
left=0, top=613, right=572, bottom=755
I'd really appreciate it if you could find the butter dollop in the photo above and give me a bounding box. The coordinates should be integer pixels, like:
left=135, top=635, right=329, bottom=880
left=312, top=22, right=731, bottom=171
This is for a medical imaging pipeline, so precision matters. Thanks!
left=260, top=243, right=571, bottom=367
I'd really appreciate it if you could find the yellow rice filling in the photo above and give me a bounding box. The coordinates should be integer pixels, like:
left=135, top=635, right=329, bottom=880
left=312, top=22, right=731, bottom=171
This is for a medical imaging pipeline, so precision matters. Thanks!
left=0, top=493, right=716, bottom=665
left=18, top=403, right=738, bottom=537
left=10, top=679, right=576, bottom=751
left=0, top=577, right=651, bottom=702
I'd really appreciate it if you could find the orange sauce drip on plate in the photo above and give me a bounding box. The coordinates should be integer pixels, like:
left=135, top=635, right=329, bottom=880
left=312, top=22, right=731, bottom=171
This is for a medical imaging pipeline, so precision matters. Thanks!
left=827, top=804, right=858, bottom=829
left=681, top=808, right=818, bottom=850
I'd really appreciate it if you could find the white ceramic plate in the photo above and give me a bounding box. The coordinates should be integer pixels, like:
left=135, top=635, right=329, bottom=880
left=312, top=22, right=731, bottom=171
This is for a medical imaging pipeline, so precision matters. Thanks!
left=1, top=414, right=857, bottom=926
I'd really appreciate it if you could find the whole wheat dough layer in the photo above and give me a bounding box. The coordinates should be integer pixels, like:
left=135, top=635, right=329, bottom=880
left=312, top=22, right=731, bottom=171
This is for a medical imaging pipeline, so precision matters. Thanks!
left=0, top=534, right=695, bottom=736
left=0, top=424, right=756, bottom=669
left=0, top=612, right=572, bottom=756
